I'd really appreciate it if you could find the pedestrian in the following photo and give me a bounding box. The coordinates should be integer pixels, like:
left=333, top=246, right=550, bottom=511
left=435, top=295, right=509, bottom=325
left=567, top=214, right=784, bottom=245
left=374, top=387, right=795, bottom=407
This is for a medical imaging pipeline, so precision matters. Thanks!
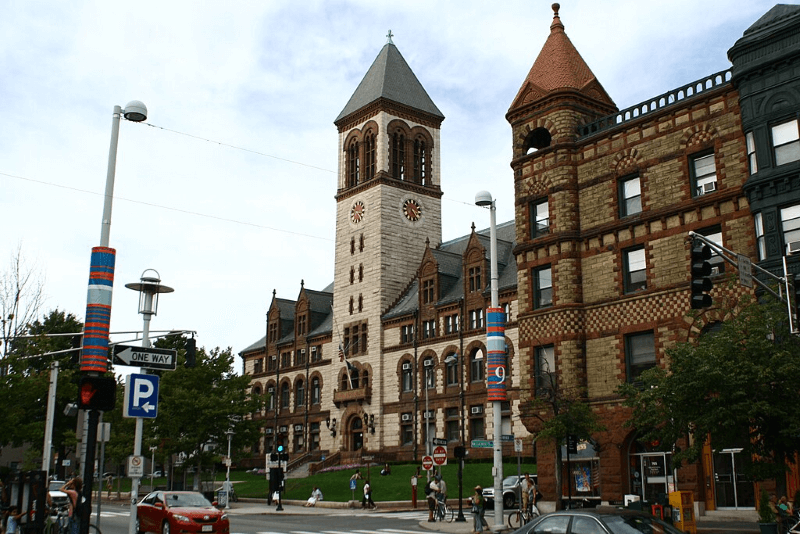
left=5, top=506, right=23, bottom=534
left=61, top=477, right=83, bottom=534
left=350, top=469, right=363, bottom=482
left=778, top=496, right=791, bottom=534
left=362, top=479, right=376, bottom=509
left=426, top=477, right=440, bottom=522
left=106, top=475, right=113, bottom=499
left=470, top=485, right=486, bottom=533
left=435, top=473, right=447, bottom=503
left=380, top=463, right=391, bottom=476
left=304, top=486, right=323, bottom=507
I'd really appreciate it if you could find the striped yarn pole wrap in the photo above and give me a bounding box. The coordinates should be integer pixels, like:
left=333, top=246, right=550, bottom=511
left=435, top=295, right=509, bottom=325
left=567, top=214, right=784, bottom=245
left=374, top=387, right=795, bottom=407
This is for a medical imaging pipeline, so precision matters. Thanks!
left=486, top=307, right=507, bottom=402
left=81, top=246, right=116, bottom=372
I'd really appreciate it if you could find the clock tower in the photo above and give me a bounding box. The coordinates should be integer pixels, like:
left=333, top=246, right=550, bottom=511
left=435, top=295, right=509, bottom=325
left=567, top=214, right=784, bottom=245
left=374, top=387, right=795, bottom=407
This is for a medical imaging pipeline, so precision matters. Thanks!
left=332, top=32, right=444, bottom=366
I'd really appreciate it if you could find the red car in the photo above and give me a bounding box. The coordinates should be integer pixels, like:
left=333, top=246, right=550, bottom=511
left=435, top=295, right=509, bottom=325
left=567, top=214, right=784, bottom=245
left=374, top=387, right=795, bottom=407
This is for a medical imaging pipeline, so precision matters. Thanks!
left=136, top=491, right=230, bottom=534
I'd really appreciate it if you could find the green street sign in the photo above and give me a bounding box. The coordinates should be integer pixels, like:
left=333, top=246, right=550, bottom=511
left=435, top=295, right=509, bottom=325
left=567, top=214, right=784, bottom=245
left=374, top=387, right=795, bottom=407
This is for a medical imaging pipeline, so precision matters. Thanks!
left=471, top=439, right=493, bottom=448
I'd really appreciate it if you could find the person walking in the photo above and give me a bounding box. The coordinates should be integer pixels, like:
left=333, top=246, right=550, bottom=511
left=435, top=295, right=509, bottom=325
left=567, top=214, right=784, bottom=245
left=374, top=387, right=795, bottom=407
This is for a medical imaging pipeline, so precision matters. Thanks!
left=470, top=485, right=486, bottom=533
left=426, top=477, right=440, bottom=522
left=362, top=479, right=376, bottom=509
left=61, top=477, right=83, bottom=534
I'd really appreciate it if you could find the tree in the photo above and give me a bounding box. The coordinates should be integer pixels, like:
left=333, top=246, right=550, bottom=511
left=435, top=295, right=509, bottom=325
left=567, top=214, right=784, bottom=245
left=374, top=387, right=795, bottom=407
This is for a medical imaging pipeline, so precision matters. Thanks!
left=140, top=336, right=263, bottom=489
left=0, top=244, right=45, bottom=372
left=530, top=358, right=605, bottom=509
left=618, top=294, right=800, bottom=493
left=0, top=309, right=83, bottom=476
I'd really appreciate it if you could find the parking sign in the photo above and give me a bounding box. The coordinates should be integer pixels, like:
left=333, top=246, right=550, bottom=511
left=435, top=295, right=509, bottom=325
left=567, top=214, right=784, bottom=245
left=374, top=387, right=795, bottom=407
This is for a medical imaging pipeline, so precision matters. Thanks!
left=123, top=373, right=160, bottom=419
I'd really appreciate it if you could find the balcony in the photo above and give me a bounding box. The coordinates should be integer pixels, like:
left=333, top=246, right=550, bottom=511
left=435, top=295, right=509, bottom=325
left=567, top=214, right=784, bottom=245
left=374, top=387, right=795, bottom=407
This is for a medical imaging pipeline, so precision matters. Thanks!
left=333, top=384, right=372, bottom=406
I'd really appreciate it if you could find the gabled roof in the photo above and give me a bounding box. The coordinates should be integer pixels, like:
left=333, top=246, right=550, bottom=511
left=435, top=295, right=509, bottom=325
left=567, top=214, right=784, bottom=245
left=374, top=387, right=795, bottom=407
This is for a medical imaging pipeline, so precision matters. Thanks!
left=508, top=4, right=614, bottom=114
left=335, top=39, right=444, bottom=124
left=382, top=220, right=517, bottom=320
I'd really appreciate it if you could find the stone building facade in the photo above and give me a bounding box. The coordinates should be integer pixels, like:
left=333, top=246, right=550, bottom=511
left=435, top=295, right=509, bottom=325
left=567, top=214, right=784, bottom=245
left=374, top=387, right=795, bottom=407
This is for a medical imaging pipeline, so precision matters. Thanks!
left=240, top=35, right=525, bottom=469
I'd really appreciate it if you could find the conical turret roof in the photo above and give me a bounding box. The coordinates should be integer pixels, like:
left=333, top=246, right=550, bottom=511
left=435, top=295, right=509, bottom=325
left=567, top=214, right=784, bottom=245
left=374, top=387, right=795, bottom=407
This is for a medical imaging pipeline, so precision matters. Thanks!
left=335, top=34, right=444, bottom=124
left=508, top=3, right=614, bottom=114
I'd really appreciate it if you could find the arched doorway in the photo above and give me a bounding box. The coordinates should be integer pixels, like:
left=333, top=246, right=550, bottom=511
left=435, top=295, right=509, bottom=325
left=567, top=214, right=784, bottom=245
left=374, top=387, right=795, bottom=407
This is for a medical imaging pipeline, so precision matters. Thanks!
left=350, top=416, right=364, bottom=451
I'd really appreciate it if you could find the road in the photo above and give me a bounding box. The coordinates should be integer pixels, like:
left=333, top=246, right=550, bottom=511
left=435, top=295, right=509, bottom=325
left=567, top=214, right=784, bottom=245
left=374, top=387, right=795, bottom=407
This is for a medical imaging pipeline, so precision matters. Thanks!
left=91, top=501, right=439, bottom=534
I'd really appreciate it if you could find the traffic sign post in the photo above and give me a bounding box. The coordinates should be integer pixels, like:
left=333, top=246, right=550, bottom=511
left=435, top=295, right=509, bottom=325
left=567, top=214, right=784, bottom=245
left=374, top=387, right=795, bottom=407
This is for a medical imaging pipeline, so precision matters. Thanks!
left=432, top=438, right=447, bottom=446
left=113, top=344, right=177, bottom=370
left=123, top=373, right=160, bottom=419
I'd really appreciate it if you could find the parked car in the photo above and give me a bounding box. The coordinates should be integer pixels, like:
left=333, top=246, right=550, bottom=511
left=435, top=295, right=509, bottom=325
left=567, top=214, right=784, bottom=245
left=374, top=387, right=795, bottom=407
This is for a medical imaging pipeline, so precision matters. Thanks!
left=151, top=471, right=163, bottom=478
left=510, top=508, right=685, bottom=534
left=48, top=480, right=70, bottom=513
left=136, top=491, right=229, bottom=534
left=483, top=474, right=537, bottom=509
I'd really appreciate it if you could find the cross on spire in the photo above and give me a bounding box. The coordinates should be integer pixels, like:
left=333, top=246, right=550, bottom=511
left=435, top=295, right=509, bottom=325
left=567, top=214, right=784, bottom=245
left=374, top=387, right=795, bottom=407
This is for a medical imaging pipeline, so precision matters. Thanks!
left=386, top=29, right=394, bottom=44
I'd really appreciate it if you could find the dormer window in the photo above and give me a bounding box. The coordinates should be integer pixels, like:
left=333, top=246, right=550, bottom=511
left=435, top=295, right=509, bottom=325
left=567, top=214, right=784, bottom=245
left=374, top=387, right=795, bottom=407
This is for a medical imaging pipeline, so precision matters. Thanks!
left=422, top=279, right=435, bottom=304
left=468, top=267, right=482, bottom=293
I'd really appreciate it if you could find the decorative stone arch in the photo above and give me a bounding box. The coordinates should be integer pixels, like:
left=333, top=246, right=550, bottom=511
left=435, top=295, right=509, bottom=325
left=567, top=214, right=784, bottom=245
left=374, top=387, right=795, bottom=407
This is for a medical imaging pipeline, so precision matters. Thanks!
left=612, top=148, right=643, bottom=176
left=760, top=89, right=799, bottom=115
left=522, top=177, right=555, bottom=201
left=680, top=124, right=718, bottom=150
left=515, top=118, right=557, bottom=157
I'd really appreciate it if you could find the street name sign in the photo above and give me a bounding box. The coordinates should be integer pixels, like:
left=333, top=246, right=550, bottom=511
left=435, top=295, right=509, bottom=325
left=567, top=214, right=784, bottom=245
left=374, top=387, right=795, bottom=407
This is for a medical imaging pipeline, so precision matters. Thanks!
left=500, top=434, right=515, bottom=442
left=123, top=373, right=160, bottom=419
left=113, top=344, right=177, bottom=370
left=471, top=439, right=493, bottom=448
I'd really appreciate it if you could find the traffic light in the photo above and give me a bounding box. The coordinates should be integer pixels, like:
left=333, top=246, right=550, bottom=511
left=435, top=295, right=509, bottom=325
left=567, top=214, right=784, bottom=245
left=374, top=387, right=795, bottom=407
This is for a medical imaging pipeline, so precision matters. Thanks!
left=77, top=375, right=117, bottom=411
left=185, top=337, right=196, bottom=368
left=690, top=242, right=713, bottom=309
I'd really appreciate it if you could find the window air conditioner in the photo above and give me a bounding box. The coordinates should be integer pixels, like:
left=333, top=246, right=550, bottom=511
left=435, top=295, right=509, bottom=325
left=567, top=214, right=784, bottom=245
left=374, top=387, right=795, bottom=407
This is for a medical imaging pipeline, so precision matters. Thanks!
left=471, top=406, right=483, bottom=415
left=401, top=413, right=412, bottom=422
left=294, top=424, right=303, bottom=432
left=424, top=360, right=433, bottom=367
left=710, top=265, right=721, bottom=276
left=697, top=181, right=717, bottom=196
left=279, top=426, right=288, bottom=433
left=788, top=241, right=800, bottom=255
left=402, top=363, right=411, bottom=370
left=265, top=428, right=273, bottom=435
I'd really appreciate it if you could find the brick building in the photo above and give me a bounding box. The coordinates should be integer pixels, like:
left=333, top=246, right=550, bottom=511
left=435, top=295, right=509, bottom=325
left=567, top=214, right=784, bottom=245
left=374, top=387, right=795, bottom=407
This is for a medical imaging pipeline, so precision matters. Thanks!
left=511, top=2, right=799, bottom=514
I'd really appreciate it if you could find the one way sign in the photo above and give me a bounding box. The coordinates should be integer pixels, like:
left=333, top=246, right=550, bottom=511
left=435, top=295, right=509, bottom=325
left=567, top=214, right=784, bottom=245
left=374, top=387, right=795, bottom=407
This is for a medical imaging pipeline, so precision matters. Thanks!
left=123, top=373, right=160, bottom=419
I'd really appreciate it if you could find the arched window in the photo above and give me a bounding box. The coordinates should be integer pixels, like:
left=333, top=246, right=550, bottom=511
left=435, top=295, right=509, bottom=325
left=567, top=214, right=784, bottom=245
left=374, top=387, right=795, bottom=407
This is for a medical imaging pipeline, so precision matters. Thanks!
left=311, top=377, right=321, bottom=405
left=281, top=382, right=290, bottom=409
left=413, top=138, right=427, bottom=184
left=359, top=264, right=364, bottom=282
left=391, top=131, right=406, bottom=180
left=350, top=367, right=360, bottom=389
left=295, top=380, right=305, bottom=408
left=362, top=370, right=369, bottom=388
left=402, top=361, right=413, bottom=392
left=350, top=266, right=355, bottom=284
left=347, top=139, right=360, bottom=187
left=470, top=348, right=485, bottom=383
left=524, top=127, right=552, bottom=154
left=364, top=131, right=376, bottom=180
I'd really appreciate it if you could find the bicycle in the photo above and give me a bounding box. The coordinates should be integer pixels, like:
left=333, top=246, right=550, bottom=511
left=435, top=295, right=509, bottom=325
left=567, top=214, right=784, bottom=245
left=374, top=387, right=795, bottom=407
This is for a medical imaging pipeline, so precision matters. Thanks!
left=44, top=506, right=102, bottom=534
left=507, top=502, right=540, bottom=529
left=786, top=509, right=800, bottom=534
left=434, top=497, right=454, bottom=522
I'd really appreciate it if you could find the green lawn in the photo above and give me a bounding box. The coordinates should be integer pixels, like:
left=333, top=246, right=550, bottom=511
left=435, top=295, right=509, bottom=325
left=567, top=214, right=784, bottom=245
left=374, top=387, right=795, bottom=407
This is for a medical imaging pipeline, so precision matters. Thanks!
left=95, top=460, right=537, bottom=503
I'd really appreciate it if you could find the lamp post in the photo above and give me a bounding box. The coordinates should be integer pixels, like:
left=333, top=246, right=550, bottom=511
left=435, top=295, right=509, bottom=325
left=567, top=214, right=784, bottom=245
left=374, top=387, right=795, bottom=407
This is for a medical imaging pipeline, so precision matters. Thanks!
left=79, top=101, right=147, bottom=534
left=424, top=359, right=432, bottom=480
left=125, top=270, right=173, bottom=534
left=445, top=353, right=466, bottom=522
left=224, top=428, right=234, bottom=509
left=475, top=190, right=506, bottom=531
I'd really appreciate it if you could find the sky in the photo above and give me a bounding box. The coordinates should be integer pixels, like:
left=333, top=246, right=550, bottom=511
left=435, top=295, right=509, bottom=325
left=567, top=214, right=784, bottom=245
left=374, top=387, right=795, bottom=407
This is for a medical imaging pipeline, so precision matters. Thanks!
left=0, top=0, right=786, bottom=372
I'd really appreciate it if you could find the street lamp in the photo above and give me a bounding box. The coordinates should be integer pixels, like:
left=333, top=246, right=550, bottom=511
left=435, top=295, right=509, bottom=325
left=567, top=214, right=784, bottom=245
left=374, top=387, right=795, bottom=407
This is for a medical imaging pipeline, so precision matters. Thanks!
left=444, top=353, right=467, bottom=522
left=475, top=190, right=507, bottom=531
left=125, top=270, right=173, bottom=534
left=224, top=428, right=234, bottom=510
left=79, top=101, right=147, bottom=534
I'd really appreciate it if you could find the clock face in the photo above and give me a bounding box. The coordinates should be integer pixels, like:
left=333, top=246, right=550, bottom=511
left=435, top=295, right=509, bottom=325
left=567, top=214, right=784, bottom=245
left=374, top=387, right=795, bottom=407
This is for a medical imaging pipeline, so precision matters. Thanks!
left=403, top=198, right=422, bottom=222
left=350, top=200, right=366, bottom=224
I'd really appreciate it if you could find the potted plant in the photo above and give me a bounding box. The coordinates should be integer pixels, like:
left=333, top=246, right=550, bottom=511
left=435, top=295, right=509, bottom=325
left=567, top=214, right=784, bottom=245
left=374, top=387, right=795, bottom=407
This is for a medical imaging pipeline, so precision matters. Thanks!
left=758, top=489, right=778, bottom=534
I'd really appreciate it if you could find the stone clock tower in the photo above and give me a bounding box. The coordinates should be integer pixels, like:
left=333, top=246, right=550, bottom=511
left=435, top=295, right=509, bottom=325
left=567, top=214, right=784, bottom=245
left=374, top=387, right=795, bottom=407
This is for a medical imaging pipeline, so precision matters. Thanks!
left=332, top=33, right=444, bottom=394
